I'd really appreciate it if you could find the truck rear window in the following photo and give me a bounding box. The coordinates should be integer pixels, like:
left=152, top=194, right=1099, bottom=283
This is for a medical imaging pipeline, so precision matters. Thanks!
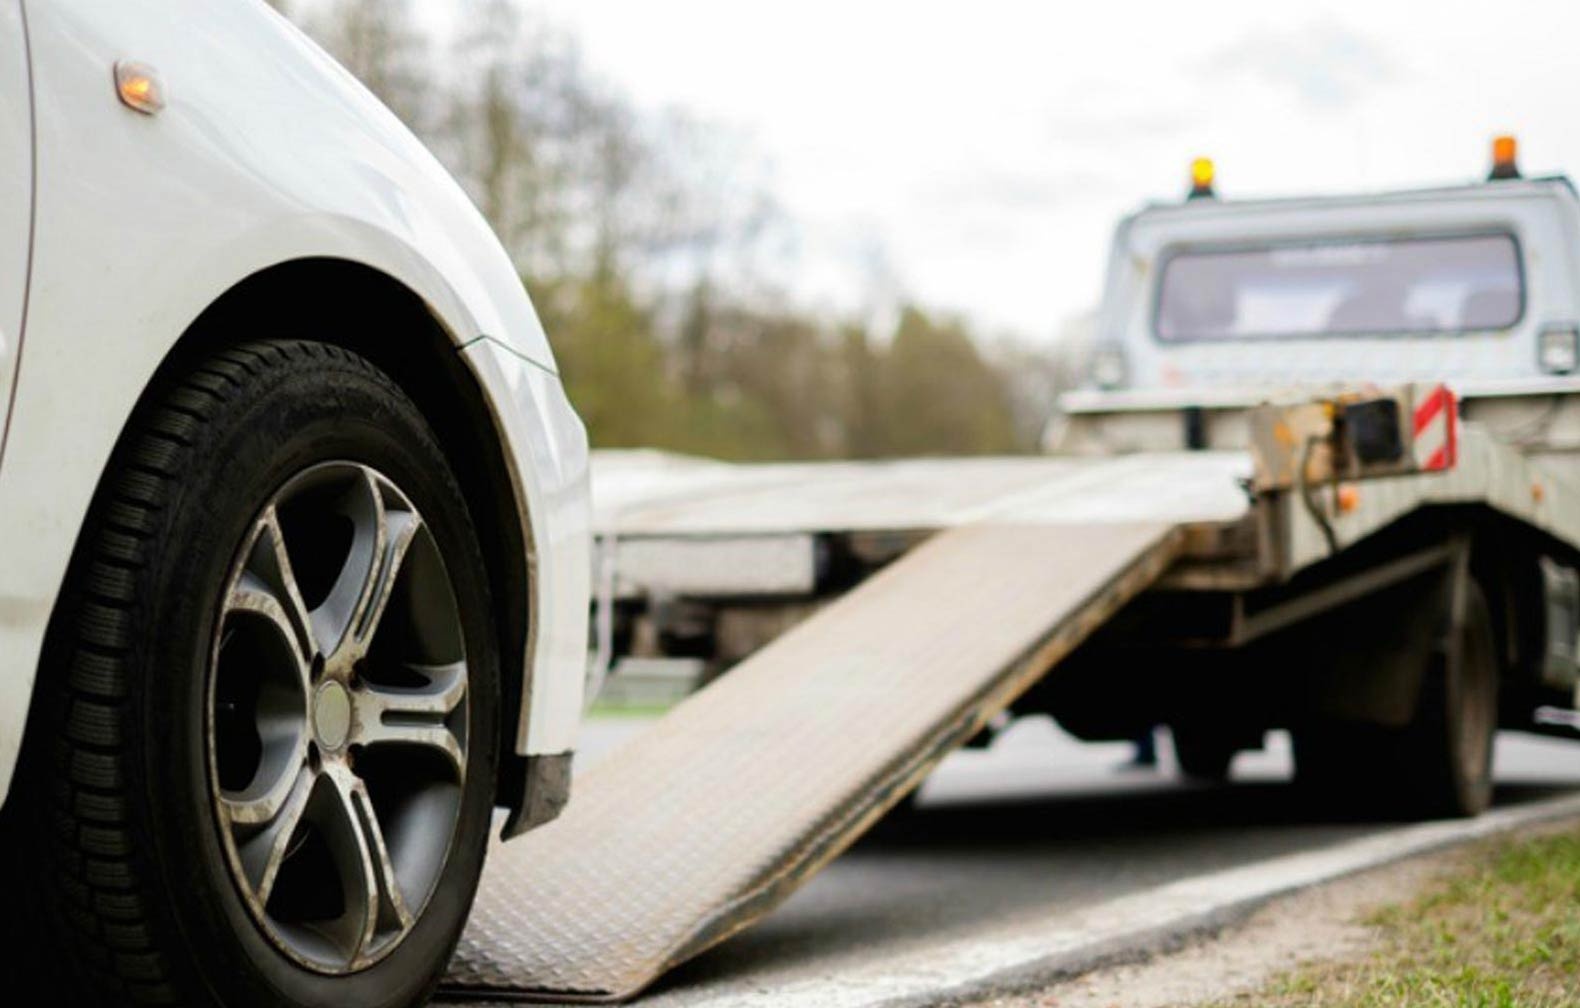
left=1155, top=233, right=1523, bottom=341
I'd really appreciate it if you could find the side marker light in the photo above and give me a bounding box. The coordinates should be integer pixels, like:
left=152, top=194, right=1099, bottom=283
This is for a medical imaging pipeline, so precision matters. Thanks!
left=115, top=61, right=165, bottom=115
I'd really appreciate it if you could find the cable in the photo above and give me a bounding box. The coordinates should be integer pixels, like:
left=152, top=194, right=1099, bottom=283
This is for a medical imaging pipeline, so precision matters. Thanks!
left=1298, top=433, right=1340, bottom=554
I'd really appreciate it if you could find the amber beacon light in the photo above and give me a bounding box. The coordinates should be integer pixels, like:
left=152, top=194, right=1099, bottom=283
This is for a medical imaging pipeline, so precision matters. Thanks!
left=1489, top=134, right=1520, bottom=180
left=1188, top=157, right=1216, bottom=199
left=114, top=60, right=165, bottom=115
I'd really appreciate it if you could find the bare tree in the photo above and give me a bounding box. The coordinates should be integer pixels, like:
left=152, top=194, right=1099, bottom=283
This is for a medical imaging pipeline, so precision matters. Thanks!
left=283, top=0, right=1033, bottom=461
left=305, top=0, right=431, bottom=132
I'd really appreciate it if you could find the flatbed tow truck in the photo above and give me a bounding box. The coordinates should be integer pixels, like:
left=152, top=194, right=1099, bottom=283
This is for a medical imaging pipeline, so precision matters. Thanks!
left=438, top=141, right=1580, bottom=1003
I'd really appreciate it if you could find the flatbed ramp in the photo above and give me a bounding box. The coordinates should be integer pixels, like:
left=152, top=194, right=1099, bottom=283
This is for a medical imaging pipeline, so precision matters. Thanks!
left=443, top=521, right=1182, bottom=1001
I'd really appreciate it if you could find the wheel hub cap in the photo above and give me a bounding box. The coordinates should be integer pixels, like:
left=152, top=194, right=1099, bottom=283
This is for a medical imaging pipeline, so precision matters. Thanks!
left=312, top=681, right=352, bottom=750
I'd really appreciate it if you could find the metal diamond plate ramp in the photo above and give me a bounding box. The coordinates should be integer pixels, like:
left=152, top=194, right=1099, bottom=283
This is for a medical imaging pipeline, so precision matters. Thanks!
left=443, top=522, right=1181, bottom=1001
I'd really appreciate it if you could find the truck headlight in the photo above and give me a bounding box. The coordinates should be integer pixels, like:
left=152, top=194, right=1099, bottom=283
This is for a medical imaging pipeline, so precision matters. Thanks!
left=1539, top=327, right=1579, bottom=375
left=1090, top=345, right=1128, bottom=390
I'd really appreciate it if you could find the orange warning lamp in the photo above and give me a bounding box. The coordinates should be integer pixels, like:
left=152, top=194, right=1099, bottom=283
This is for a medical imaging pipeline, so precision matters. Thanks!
left=1489, top=135, right=1520, bottom=180
left=1188, top=157, right=1216, bottom=199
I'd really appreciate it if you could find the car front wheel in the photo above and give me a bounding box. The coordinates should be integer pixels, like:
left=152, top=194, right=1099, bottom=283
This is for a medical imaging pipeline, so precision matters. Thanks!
left=7, top=340, right=499, bottom=1007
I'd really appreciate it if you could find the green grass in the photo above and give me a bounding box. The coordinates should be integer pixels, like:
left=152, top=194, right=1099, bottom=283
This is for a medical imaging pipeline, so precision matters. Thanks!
left=1209, top=827, right=1580, bottom=1008
left=586, top=702, right=675, bottom=719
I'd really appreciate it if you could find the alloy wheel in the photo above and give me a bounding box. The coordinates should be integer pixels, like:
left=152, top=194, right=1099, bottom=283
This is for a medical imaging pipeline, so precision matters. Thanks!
left=206, top=462, right=469, bottom=973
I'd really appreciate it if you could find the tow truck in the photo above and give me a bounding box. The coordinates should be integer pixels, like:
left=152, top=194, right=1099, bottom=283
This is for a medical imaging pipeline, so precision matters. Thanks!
left=438, top=139, right=1580, bottom=1002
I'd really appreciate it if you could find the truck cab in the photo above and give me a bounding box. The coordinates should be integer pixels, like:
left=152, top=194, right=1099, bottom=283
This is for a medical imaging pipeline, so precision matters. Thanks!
left=1056, top=140, right=1580, bottom=484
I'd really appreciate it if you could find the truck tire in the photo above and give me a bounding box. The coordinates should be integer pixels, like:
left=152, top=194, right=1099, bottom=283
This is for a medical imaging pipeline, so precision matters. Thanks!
left=5, top=340, right=499, bottom=1007
left=1293, top=580, right=1497, bottom=820
left=1406, top=581, right=1498, bottom=818
left=1169, top=726, right=1238, bottom=782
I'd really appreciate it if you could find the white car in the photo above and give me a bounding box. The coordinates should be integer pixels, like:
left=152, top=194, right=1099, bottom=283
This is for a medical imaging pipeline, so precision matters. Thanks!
left=0, top=2, right=590, bottom=1005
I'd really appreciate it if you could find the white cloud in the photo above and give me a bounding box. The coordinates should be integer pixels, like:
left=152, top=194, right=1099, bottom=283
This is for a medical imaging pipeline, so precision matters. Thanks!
left=1200, top=18, right=1395, bottom=109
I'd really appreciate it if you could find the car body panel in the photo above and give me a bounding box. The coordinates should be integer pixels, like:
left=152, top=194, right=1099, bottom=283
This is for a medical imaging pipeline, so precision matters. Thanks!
left=1091, top=180, right=1580, bottom=393
left=463, top=338, right=592, bottom=755
left=0, top=0, right=31, bottom=460
left=0, top=0, right=587, bottom=802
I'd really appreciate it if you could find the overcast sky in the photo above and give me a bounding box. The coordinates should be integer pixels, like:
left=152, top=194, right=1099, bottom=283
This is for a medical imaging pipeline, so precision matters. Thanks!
left=523, top=0, right=1580, bottom=340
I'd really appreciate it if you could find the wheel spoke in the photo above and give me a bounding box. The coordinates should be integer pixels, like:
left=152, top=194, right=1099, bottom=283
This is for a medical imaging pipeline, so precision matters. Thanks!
left=312, top=469, right=422, bottom=663
left=348, top=776, right=414, bottom=942
left=350, top=471, right=424, bottom=660
left=218, top=731, right=312, bottom=827
left=301, top=765, right=376, bottom=965
left=315, top=766, right=412, bottom=965
left=227, top=507, right=316, bottom=674
left=351, top=661, right=467, bottom=778
left=229, top=764, right=315, bottom=905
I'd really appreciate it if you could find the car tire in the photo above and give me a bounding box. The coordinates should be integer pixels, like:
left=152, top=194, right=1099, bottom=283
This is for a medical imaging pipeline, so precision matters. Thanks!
left=5, top=340, right=499, bottom=1007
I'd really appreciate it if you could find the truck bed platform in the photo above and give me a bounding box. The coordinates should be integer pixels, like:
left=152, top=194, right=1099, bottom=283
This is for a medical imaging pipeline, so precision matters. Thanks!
left=590, top=450, right=1252, bottom=537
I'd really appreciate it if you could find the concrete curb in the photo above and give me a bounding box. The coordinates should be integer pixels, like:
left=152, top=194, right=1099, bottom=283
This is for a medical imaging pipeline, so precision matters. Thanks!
left=676, top=793, right=1580, bottom=1008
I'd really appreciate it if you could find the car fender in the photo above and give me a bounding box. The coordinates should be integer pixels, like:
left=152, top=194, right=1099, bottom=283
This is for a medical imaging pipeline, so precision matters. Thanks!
left=0, top=0, right=587, bottom=802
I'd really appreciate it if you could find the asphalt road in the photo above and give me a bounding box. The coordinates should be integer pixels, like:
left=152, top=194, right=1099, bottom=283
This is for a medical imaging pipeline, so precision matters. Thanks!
left=540, top=715, right=1580, bottom=1006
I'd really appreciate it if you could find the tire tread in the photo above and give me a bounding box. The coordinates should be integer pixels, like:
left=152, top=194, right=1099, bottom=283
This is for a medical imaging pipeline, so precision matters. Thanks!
left=13, top=339, right=408, bottom=1005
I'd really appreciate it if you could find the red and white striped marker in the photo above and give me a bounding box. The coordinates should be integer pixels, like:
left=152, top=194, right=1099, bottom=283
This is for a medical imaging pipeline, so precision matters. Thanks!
left=1412, top=384, right=1459, bottom=472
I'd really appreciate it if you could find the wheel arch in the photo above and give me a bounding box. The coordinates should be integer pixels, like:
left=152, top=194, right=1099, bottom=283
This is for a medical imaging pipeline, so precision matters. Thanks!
left=161, top=257, right=536, bottom=814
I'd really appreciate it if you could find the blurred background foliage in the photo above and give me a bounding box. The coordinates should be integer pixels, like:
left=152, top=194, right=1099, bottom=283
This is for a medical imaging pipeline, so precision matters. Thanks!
left=267, top=0, right=1083, bottom=459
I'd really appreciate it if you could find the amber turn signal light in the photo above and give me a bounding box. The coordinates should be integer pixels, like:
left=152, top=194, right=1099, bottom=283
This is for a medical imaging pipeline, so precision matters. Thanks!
left=115, top=61, right=165, bottom=115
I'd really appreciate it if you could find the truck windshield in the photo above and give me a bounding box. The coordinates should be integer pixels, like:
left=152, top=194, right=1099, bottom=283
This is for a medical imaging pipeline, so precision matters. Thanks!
left=1155, top=233, right=1522, bottom=341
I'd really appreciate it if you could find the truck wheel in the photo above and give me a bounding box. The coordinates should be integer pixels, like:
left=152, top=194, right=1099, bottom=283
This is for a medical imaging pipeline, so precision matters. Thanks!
left=7, top=341, right=499, bottom=1006
left=1405, top=581, right=1498, bottom=818
left=1169, top=726, right=1238, bottom=782
left=1293, top=581, right=1497, bottom=819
